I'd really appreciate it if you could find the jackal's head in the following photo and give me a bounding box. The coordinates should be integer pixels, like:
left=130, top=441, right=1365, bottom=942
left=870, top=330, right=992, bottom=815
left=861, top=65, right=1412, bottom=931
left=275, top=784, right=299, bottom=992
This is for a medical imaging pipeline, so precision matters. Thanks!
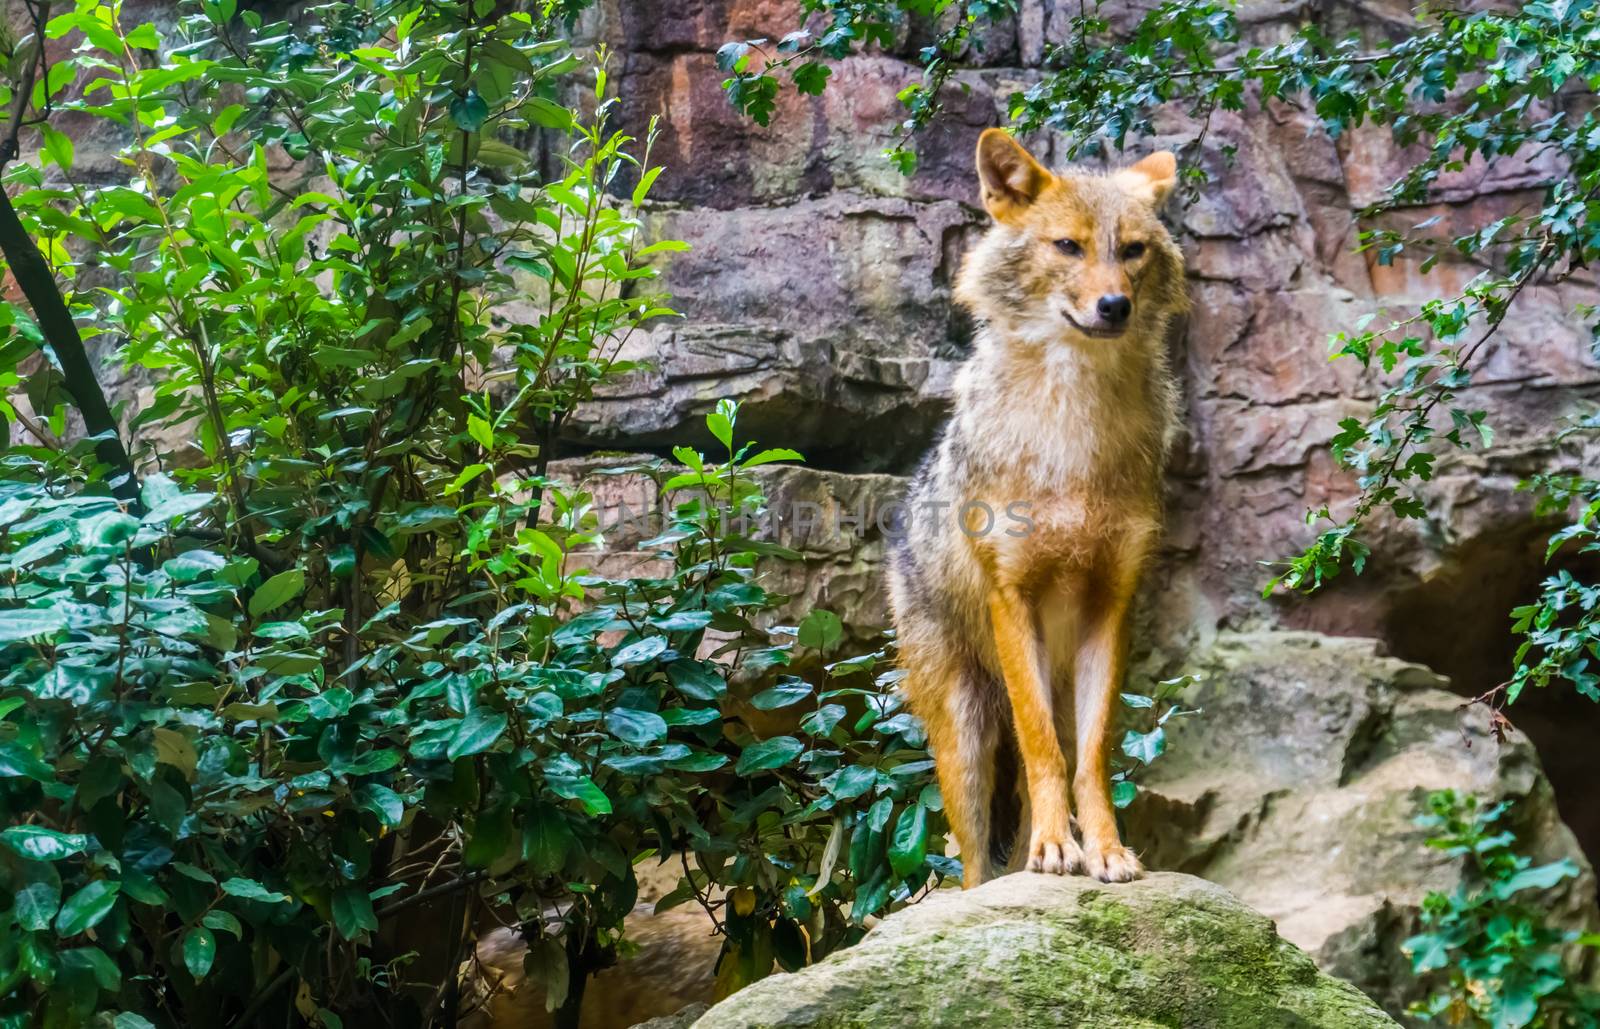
left=955, top=129, right=1186, bottom=345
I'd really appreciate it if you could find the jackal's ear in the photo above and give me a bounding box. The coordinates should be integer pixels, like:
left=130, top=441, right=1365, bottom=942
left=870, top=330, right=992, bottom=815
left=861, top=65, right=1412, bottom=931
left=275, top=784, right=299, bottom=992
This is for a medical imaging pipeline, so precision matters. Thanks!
left=976, top=129, right=1052, bottom=224
left=1117, top=150, right=1178, bottom=208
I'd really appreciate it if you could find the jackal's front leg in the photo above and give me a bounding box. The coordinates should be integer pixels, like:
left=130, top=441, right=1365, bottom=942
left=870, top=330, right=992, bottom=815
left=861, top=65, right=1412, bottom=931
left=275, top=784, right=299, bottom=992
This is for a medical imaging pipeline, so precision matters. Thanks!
left=1073, top=588, right=1143, bottom=883
left=987, top=587, right=1082, bottom=875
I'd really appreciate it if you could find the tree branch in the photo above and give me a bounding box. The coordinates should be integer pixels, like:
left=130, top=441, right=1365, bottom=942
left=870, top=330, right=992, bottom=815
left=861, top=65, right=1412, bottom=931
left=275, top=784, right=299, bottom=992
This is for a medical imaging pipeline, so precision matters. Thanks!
left=0, top=1, right=141, bottom=509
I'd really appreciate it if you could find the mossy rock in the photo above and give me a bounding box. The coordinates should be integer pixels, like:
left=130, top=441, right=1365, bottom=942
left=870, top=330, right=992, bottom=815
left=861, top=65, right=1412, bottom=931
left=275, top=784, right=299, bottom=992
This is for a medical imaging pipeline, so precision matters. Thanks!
left=691, top=872, right=1398, bottom=1028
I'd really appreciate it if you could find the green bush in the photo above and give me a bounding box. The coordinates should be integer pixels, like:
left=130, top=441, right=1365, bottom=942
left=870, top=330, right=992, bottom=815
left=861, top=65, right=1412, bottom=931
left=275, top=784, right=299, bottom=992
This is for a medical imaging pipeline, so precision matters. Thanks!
left=1404, top=791, right=1600, bottom=1029
left=0, top=2, right=949, bottom=1025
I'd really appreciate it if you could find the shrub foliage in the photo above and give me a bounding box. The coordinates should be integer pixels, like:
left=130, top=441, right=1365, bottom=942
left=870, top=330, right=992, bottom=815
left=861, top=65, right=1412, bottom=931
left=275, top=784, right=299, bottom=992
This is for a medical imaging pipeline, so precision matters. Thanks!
left=0, top=3, right=951, bottom=1025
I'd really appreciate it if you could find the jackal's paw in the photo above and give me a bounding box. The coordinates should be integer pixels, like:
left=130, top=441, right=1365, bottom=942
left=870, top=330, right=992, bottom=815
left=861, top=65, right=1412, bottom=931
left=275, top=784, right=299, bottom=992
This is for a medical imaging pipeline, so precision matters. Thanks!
left=1085, top=843, right=1143, bottom=883
left=1026, top=833, right=1085, bottom=876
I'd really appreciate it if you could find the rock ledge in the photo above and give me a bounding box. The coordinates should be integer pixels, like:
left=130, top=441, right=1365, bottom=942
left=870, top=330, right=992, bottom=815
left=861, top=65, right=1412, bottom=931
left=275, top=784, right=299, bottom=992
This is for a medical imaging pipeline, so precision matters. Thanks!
left=692, top=871, right=1398, bottom=1028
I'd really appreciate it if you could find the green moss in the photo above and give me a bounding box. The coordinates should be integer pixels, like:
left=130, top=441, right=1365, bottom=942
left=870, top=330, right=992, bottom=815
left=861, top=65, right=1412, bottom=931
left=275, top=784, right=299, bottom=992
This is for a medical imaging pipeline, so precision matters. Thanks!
left=693, top=874, right=1400, bottom=1029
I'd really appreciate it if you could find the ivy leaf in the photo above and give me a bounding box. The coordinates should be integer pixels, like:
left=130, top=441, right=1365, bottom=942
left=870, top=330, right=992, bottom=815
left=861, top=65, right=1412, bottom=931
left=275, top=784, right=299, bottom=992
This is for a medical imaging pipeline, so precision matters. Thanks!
left=668, top=660, right=726, bottom=700
left=523, top=805, right=573, bottom=875
left=545, top=754, right=612, bottom=815
left=824, top=764, right=877, bottom=800
left=801, top=703, right=847, bottom=737
left=1121, top=726, right=1166, bottom=766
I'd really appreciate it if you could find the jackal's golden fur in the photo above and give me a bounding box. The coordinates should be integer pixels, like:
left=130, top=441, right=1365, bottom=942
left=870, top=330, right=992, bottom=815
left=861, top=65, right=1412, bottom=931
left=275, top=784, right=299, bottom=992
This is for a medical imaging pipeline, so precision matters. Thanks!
left=888, top=130, right=1186, bottom=886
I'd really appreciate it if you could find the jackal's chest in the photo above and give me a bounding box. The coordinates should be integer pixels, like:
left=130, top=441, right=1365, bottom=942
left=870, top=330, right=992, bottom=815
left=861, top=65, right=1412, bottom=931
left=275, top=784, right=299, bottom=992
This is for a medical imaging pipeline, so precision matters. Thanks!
left=972, top=492, right=1159, bottom=585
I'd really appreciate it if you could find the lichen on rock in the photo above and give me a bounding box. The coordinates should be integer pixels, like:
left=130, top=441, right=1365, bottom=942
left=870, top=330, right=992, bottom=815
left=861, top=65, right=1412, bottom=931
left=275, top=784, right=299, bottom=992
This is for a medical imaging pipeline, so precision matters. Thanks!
left=690, top=872, right=1399, bottom=1028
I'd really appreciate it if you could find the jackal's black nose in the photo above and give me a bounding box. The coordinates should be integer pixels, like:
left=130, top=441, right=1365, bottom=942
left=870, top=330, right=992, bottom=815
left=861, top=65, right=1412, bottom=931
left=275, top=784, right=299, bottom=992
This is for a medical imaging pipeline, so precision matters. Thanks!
left=1097, top=294, right=1132, bottom=324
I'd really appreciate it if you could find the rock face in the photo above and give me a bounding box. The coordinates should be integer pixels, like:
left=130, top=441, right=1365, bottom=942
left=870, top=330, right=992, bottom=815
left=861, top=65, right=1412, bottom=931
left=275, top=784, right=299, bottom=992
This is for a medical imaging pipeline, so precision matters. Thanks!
left=691, top=871, right=1400, bottom=1028
left=502, top=629, right=1594, bottom=1028
left=1131, top=632, right=1598, bottom=1015
left=553, top=0, right=1600, bottom=691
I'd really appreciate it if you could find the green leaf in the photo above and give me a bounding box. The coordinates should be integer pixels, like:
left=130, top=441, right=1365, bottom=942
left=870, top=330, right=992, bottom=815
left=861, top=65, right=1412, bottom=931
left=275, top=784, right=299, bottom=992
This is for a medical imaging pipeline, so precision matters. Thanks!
left=15, top=878, right=61, bottom=930
left=522, top=96, right=572, bottom=130
left=450, top=90, right=490, bottom=132
left=447, top=708, right=508, bottom=761
left=182, top=926, right=216, bottom=980
left=606, top=707, right=668, bottom=747
left=735, top=736, right=804, bottom=776
left=40, top=124, right=74, bottom=169
left=219, top=877, right=291, bottom=904
left=202, top=910, right=243, bottom=938
left=546, top=755, right=612, bottom=815
left=3, top=825, right=91, bottom=861
left=60, top=946, right=120, bottom=992
left=0, top=740, right=54, bottom=781
left=751, top=678, right=813, bottom=710
left=668, top=660, right=726, bottom=700
left=1112, top=780, right=1138, bottom=809
left=0, top=607, right=67, bottom=643
left=1498, top=859, right=1578, bottom=896
left=888, top=802, right=928, bottom=877
left=332, top=887, right=378, bottom=939
left=612, top=635, right=668, bottom=668
left=248, top=568, right=304, bottom=618
left=1121, top=726, right=1166, bottom=766
left=825, top=764, right=877, bottom=800
left=801, top=703, right=847, bottom=737
left=55, top=880, right=120, bottom=936
left=523, top=805, right=573, bottom=875
left=125, top=22, right=161, bottom=49
left=797, top=610, right=843, bottom=653
left=742, top=448, right=804, bottom=467
left=467, top=414, right=494, bottom=451
left=792, top=62, right=831, bottom=96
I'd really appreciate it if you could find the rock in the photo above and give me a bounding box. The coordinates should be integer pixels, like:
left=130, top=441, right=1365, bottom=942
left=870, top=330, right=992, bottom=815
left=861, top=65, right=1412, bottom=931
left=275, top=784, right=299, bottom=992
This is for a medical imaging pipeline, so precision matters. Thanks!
left=553, top=454, right=905, bottom=642
left=460, top=628, right=1596, bottom=1026
left=692, top=871, right=1399, bottom=1028
left=1132, top=632, right=1598, bottom=1015
left=462, top=862, right=722, bottom=1029
left=629, top=1004, right=710, bottom=1029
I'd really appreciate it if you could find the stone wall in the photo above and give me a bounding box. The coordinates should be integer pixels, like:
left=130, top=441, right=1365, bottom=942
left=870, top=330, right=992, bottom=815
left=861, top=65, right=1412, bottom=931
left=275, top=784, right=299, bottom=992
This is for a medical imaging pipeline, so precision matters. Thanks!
left=570, top=0, right=1600, bottom=656
left=557, top=0, right=1600, bottom=860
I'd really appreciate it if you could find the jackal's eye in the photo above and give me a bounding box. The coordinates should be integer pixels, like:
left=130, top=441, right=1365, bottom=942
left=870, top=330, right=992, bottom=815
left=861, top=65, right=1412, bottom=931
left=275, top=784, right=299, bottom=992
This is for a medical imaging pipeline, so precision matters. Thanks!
left=1054, top=239, right=1083, bottom=258
left=1121, top=242, right=1147, bottom=260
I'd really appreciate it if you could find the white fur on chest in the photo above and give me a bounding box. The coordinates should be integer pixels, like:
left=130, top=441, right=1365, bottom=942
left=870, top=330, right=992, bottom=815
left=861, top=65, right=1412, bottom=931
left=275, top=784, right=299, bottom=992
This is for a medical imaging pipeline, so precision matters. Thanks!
left=953, top=331, right=1160, bottom=489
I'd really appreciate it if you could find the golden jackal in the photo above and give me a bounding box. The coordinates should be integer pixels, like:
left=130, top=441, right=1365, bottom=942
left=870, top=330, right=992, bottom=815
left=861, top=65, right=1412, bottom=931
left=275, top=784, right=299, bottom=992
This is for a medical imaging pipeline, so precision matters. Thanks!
left=888, top=129, right=1186, bottom=887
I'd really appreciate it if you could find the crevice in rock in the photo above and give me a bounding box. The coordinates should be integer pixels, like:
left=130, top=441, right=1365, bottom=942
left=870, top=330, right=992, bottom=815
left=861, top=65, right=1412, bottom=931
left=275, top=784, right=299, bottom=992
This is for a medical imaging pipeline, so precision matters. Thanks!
left=1379, top=522, right=1600, bottom=871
